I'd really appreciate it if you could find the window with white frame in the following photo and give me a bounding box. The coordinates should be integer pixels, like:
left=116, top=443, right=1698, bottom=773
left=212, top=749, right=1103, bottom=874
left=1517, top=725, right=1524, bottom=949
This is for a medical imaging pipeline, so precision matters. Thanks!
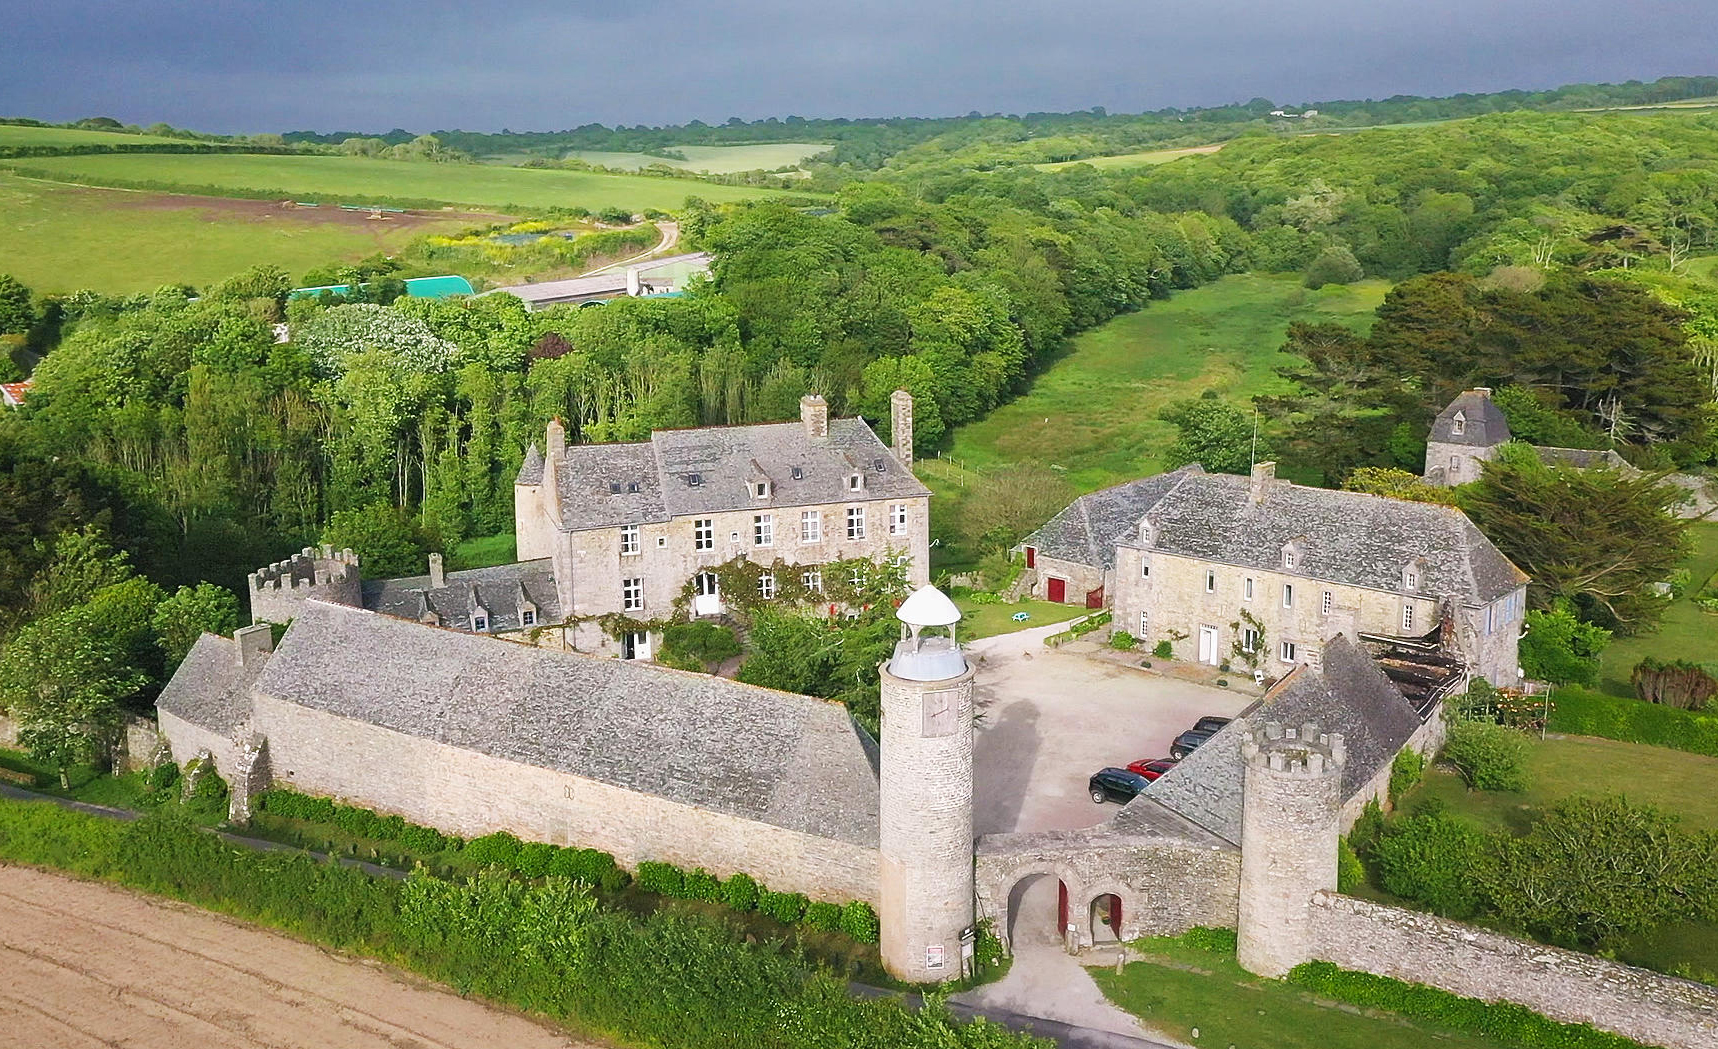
left=889, top=503, right=908, bottom=536
left=521, top=610, right=536, bottom=627
left=1242, top=627, right=1261, bottom=653
left=1405, top=567, right=1418, bottom=590
left=847, top=474, right=862, bottom=492
left=1204, top=569, right=1216, bottom=593
left=753, top=514, right=773, bottom=547
left=620, top=524, right=640, bottom=556
left=846, top=506, right=866, bottom=540
left=1485, top=604, right=1495, bottom=634
left=753, top=480, right=770, bottom=499
left=1243, top=577, right=1254, bottom=601
left=622, top=578, right=643, bottom=611
left=1452, top=411, right=1467, bottom=436
left=802, top=567, right=822, bottom=592
left=1280, top=640, right=1297, bottom=663
left=1321, top=589, right=1332, bottom=616
left=1283, top=583, right=1294, bottom=608
left=1402, top=603, right=1415, bottom=632
left=693, top=518, right=713, bottom=551
left=801, top=510, right=821, bottom=543
left=473, top=613, right=488, bottom=631
left=1140, top=559, right=1151, bottom=579
left=694, top=571, right=719, bottom=596
left=1283, top=548, right=1297, bottom=570
left=758, top=573, right=776, bottom=599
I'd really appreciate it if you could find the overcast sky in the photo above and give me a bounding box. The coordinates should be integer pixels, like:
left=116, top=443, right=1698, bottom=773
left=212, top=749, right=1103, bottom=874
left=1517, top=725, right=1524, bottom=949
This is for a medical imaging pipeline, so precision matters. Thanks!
left=3, top=1, right=1714, bottom=133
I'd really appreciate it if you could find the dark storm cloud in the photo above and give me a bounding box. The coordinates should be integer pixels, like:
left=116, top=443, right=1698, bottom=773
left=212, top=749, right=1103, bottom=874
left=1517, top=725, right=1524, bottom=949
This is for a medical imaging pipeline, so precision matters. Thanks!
left=2, top=0, right=1713, bottom=132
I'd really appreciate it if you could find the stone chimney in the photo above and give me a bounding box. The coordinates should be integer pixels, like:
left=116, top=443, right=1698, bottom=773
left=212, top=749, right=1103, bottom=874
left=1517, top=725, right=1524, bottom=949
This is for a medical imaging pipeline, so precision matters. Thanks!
left=234, top=623, right=275, bottom=669
left=800, top=394, right=828, bottom=440
left=890, top=389, right=914, bottom=468
left=1250, top=460, right=1276, bottom=504
left=428, top=552, right=445, bottom=589
left=1473, top=387, right=1492, bottom=398
left=543, top=418, right=565, bottom=526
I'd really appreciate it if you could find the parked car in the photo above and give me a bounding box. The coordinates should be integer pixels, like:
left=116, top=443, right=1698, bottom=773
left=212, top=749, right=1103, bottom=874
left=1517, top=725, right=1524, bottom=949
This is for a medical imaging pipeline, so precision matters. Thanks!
left=1170, top=728, right=1218, bottom=760
left=1191, top=716, right=1232, bottom=733
left=1124, top=757, right=1178, bottom=781
left=1088, top=767, right=1151, bottom=805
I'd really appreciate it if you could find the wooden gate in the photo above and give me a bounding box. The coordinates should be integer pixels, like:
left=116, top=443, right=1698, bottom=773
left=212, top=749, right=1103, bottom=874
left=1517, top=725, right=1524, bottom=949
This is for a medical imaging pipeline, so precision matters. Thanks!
left=1085, top=585, right=1104, bottom=609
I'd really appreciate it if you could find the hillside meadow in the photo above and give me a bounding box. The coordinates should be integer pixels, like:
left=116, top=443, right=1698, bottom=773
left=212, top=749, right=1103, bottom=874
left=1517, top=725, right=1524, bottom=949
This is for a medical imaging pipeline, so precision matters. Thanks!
left=0, top=124, right=188, bottom=148
left=0, top=173, right=489, bottom=294
left=5, top=152, right=815, bottom=211
left=556, top=142, right=829, bottom=173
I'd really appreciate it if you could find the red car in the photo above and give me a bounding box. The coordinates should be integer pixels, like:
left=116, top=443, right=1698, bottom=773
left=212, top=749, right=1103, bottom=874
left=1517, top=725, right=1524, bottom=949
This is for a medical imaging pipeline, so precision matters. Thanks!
left=1125, top=757, right=1178, bottom=781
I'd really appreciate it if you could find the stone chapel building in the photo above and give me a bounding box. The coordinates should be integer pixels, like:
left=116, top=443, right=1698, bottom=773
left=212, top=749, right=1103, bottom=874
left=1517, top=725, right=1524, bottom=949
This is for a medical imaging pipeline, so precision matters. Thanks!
left=1020, top=461, right=1529, bottom=685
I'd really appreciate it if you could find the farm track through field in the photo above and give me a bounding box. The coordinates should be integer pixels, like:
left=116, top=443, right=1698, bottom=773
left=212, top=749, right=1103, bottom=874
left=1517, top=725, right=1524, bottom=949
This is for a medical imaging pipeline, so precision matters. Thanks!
left=0, top=865, right=598, bottom=1049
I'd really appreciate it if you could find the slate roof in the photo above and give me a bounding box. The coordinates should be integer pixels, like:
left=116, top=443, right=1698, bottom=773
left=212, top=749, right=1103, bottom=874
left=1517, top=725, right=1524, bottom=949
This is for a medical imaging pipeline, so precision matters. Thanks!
left=1138, top=635, right=1425, bottom=843
left=250, top=601, right=881, bottom=847
left=155, top=633, right=263, bottom=734
left=1533, top=445, right=1632, bottom=471
left=362, top=559, right=563, bottom=633
left=1028, top=465, right=1526, bottom=604
left=517, top=416, right=930, bottom=533
left=1430, top=389, right=1510, bottom=447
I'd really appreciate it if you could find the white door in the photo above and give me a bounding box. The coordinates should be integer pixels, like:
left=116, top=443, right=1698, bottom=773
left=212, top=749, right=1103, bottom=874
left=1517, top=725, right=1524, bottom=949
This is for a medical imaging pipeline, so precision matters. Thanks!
left=1198, top=625, right=1219, bottom=666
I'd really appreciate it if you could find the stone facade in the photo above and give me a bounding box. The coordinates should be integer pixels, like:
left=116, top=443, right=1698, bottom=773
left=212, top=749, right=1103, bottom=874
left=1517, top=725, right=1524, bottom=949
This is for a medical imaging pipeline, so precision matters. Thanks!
left=1309, top=892, right=1718, bottom=1049
left=878, top=633, right=976, bottom=982
left=1236, top=721, right=1344, bottom=978
left=247, top=545, right=361, bottom=624
left=250, top=695, right=880, bottom=903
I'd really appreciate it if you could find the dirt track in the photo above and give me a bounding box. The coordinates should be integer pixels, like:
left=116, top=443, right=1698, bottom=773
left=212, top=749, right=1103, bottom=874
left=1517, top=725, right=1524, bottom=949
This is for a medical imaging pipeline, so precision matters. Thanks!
left=0, top=864, right=598, bottom=1049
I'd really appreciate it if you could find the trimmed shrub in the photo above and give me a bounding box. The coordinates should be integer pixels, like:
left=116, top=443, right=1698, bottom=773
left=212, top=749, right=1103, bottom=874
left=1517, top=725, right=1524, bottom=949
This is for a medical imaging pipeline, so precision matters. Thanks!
left=333, top=804, right=378, bottom=838
left=373, top=814, right=407, bottom=840
left=514, top=841, right=557, bottom=878
left=147, top=761, right=180, bottom=793
left=722, top=871, right=760, bottom=912
left=464, top=831, right=523, bottom=869
left=1388, top=746, right=1426, bottom=802
left=839, top=900, right=880, bottom=943
left=635, top=860, right=686, bottom=897
left=803, top=900, right=842, bottom=931
left=1374, top=811, right=1492, bottom=918
left=761, top=889, right=808, bottom=924
left=399, top=823, right=449, bottom=853
left=1443, top=720, right=1529, bottom=792
left=1337, top=839, right=1365, bottom=893
left=1151, top=639, right=1174, bottom=659
left=1110, top=630, right=1137, bottom=651
left=682, top=867, right=722, bottom=902
left=546, top=847, right=628, bottom=890
left=1548, top=685, right=1718, bottom=756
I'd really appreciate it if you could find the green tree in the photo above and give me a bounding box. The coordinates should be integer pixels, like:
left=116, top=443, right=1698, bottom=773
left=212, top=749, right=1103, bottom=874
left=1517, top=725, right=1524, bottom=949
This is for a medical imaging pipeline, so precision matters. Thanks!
left=1460, top=445, right=1689, bottom=632
left=1443, top=720, right=1530, bottom=792
left=0, top=274, right=34, bottom=335
left=1159, top=397, right=1264, bottom=474
left=0, top=608, right=145, bottom=787
left=1374, top=811, right=1492, bottom=918
left=152, top=583, right=244, bottom=671
left=1302, top=244, right=1364, bottom=288
left=1341, top=467, right=1457, bottom=505
left=737, top=611, right=835, bottom=696
left=26, top=527, right=135, bottom=620
left=1518, top=604, right=1611, bottom=686
left=320, top=502, right=436, bottom=580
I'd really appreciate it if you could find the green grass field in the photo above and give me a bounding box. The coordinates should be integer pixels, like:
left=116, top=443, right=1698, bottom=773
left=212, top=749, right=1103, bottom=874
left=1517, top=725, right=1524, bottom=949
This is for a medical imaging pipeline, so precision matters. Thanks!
left=0, top=172, right=485, bottom=294
left=953, top=596, right=1087, bottom=639
left=0, top=124, right=187, bottom=148
left=1035, top=143, right=1226, bottom=171
left=557, top=143, right=829, bottom=173
left=1596, top=521, right=1718, bottom=697
left=1093, top=936, right=1524, bottom=1049
left=8, top=152, right=811, bottom=211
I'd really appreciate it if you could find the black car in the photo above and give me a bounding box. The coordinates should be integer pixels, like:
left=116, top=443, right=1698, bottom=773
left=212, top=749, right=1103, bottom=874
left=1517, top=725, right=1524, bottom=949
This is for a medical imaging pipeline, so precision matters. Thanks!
left=1170, top=728, right=1218, bottom=760
left=1089, top=767, right=1150, bottom=805
left=1191, top=716, right=1232, bottom=734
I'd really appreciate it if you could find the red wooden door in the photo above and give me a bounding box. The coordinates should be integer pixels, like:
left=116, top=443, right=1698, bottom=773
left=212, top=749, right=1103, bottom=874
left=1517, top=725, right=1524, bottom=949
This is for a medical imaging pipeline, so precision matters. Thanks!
left=1085, top=585, right=1104, bottom=609
left=1025, top=546, right=1036, bottom=568
left=1047, top=577, right=1066, bottom=603
left=1110, top=894, right=1122, bottom=930
left=1057, top=880, right=1069, bottom=931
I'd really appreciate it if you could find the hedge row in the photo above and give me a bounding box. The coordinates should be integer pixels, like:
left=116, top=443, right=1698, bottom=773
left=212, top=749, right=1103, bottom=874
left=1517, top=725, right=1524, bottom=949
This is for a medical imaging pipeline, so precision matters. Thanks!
left=1548, top=686, right=1718, bottom=757
left=1289, top=960, right=1651, bottom=1049
left=0, top=798, right=1045, bottom=1049
left=255, top=788, right=880, bottom=942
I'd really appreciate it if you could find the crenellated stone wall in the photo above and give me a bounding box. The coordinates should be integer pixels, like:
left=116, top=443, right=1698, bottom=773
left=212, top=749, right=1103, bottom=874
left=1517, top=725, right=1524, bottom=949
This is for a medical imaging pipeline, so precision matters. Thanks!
left=247, top=546, right=361, bottom=625
left=1309, top=892, right=1718, bottom=1049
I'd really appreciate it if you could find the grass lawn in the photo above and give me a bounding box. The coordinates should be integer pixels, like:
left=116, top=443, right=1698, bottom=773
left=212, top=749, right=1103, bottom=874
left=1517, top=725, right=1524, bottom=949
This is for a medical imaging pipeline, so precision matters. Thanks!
left=1035, top=144, right=1225, bottom=171
left=0, top=747, right=228, bottom=822
left=953, top=596, right=1087, bottom=639
left=1404, top=735, right=1718, bottom=835
left=0, top=172, right=486, bottom=294
left=8, top=152, right=814, bottom=212
left=923, top=273, right=1387, bottom=570
left=0, top=124, right=186, bottom=147
left=448, top=531, right=518, bottom=570
left=558, top=143, right=829, bottom=173
left=1595, top=521, right=1718, bottom=698
left=1093, top=936, right=1523, bottom=1049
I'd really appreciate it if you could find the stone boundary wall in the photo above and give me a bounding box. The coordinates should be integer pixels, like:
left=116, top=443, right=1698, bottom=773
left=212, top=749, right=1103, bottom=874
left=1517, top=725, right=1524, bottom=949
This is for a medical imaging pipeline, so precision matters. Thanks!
left=1309, top=891, right=1718, bottom=1049
left=157, top=710, right=245, bottom=781
left=0, top=713, right=17, bottom=748
left=976, top=826, right=1240, bottom=951
left=251, top=696, right=880, bottom=905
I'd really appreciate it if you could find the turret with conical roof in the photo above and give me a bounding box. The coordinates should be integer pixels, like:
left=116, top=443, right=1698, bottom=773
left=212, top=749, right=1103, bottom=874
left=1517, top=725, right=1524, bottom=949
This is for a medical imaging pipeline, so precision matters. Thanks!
left=877, top=585, right=977, bottom=982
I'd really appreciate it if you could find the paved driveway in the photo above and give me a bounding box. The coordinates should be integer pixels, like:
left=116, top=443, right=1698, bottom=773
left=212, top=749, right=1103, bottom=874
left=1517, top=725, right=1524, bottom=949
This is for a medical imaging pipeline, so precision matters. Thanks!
left=966, top=625, right=1253, bottom=836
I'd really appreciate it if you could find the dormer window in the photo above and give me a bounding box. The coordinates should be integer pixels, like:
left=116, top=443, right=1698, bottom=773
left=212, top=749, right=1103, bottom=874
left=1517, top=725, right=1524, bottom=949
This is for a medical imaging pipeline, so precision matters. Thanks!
left=847, top=474, right=863, bottom=491
left=791, top=466, right=803, bottom=480
left=687, top=473, right=702, bottom=487
left=1403, top=559, right=1425, bottom=592
left=753, top=480, right=771, bottom=499
left=1138, top=521, right=1156, bottom=547
left=626, top=482, right=640, bottom=494
left=1451, top=411, right=1467, bottom=437
left=1282, top=549, right=1296, bottom=570
left=608, top=482, right=622, bottom=494
left=873, top=458, right=886, bottom=472
left=521, top=610, right=536, bottom=627
left=473, top=614, right=488, bottom=632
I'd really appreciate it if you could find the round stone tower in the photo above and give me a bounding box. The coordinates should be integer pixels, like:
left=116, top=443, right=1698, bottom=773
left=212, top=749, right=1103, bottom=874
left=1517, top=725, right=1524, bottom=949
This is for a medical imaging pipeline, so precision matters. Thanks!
left=1236, top=720, right=1345, bottom=978
left=878, top=585, right=976, bottom=983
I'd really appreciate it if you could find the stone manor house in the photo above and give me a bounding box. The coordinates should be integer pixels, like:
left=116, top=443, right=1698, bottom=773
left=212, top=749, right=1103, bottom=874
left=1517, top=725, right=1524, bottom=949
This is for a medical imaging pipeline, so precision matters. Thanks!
left=1020, top=460, right=1530, bottom=686
left=247, top=391, right=929, bottom=661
